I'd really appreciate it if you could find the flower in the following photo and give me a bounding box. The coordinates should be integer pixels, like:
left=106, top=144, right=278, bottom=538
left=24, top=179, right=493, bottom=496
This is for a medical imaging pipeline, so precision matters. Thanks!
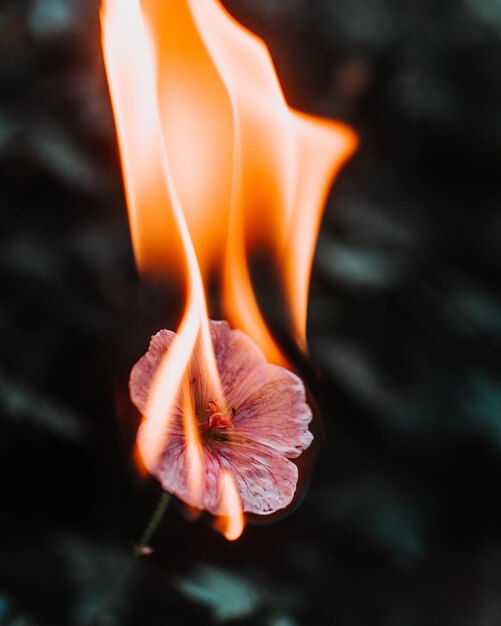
left=130, top=320, right=313, bottom=515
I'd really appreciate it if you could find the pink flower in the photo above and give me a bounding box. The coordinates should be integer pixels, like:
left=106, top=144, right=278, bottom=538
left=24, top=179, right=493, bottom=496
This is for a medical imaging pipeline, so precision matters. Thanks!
left=130, top=321, right=313, bottom=515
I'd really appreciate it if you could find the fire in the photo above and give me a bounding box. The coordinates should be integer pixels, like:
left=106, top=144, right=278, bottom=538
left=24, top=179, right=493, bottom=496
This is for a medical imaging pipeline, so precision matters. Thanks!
left=101, top=0, right=357, bottom=540
left=214, top=470, right=244, bottom=541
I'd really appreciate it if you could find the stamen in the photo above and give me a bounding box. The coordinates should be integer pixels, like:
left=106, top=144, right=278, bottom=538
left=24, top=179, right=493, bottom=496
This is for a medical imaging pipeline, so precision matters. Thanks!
left=204, top=400, right=236, bottom=431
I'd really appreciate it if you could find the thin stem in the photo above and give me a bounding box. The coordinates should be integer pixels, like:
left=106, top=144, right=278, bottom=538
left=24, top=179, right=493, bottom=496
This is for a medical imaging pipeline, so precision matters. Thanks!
left=85, top=491, right=171, bottom=625
left=135, top=491, right=171, bottom=554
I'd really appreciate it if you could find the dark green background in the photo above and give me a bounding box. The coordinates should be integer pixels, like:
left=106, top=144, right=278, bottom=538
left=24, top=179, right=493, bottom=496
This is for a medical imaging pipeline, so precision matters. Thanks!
left=1, top=0, right=501, bottom=624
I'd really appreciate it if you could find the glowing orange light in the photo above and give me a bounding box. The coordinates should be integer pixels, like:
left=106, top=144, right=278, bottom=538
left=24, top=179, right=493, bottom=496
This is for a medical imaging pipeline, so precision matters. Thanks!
left=182, top=384, right=205, bottom=508
left=215, top=470, right=245, bottom=541
left=101, top=0, right=357, bottom=540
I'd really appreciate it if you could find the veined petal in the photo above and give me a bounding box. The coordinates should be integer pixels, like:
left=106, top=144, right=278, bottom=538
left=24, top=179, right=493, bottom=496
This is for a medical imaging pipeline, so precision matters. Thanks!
left=209, top=321, right=313, bottom=459
left=129, top=329, right=176, bottom=415
left=151, top=435, right=298, bottom=515
left=232, top=370, right=313, bottom=459
left=208, top=320, right=265, bottom=405
left=209, top=439, right=299, bottom=515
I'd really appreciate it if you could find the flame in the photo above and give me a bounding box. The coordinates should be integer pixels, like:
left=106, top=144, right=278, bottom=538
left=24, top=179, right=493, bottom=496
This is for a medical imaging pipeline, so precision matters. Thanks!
left=101, top=0, right=356, bottom=540
left=214, top=470, right=245, bottom=541
left=182, top=383, right=205, bottom=506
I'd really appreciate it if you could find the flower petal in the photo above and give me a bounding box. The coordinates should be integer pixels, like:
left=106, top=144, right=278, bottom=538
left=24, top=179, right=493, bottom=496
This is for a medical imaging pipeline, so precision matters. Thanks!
left=209, top=439, right=299, bottom=515
left=232, top=368, right=313, bottom=459
left=150, top=434, right=298, bottom=515
left=209, top=321, right=313, bottom=459
left=130, top=320, right=313, bottom=517
left=129, top=329, right=176, bottom=414
left=208, top=321, right=266, bottom=405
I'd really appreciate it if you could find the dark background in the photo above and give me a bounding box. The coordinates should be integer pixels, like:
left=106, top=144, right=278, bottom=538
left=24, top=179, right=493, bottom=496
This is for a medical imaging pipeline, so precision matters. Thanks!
left=1, top=0, right=501, bottom=624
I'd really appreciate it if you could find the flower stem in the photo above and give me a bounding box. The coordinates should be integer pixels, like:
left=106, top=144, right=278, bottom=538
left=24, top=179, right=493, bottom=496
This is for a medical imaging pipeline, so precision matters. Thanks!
left=135, top=491, right=171, bottom=554
left=85, top=491, right=171, bottom=625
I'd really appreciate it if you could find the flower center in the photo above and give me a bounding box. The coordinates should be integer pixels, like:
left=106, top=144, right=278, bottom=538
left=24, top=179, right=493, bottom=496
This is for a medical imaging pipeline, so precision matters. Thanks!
left=203, top=400, right=236, bottom=432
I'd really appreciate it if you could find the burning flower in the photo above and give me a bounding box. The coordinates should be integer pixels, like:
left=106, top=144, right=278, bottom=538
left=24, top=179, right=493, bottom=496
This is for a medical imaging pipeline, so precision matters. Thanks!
left=130, top=320, right=313, bottom=517
left=102, top=0, right=356, bottom=540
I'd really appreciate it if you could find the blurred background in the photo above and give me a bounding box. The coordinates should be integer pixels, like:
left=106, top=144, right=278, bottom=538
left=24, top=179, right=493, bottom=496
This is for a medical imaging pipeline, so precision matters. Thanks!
left=2, top=0, right=501, bottom=624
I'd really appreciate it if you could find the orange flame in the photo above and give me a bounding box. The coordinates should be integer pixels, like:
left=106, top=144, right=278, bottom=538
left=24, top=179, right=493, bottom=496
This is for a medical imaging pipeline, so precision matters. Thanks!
left=214, top=470, right=245, bottom=541
left=101, top=0, right=356, bottom=540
